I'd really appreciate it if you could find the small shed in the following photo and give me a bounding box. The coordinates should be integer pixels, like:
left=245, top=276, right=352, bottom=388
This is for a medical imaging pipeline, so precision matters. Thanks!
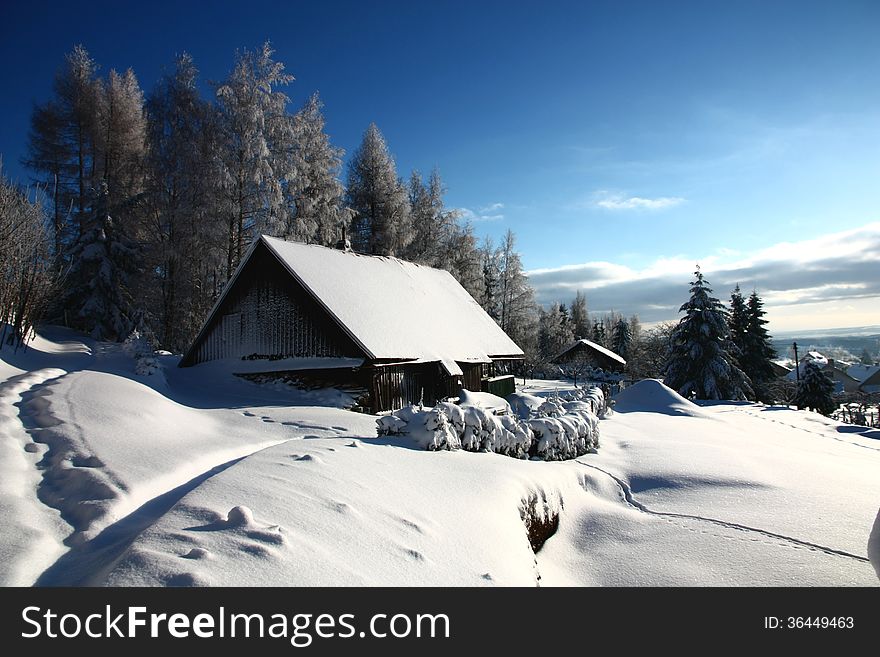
left=552, top=339, right=627, bottom=373
left=180, top=235, right=523, bottom=411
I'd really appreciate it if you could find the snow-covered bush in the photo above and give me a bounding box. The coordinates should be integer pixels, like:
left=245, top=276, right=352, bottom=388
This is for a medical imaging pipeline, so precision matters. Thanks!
left=375, top=387, right=600, bottom=461
left=123, top=329, right=163, bottom=377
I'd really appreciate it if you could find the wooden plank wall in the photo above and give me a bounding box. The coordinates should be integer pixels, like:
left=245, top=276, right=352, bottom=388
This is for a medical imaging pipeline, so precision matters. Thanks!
left=191, top=243, right=363, bottom=365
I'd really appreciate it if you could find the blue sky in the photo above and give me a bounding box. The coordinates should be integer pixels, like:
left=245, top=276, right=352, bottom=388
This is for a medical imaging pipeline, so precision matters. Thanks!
left=1, top=0, right=879, bottom=330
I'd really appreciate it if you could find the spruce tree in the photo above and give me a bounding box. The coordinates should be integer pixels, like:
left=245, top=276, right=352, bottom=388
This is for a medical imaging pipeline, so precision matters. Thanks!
left=728, top=284, right=748, bottom=356
left=742, top=291, right=777, bottom=401
left=612, top=317, right=632, bottom=360
left=664, top=267, right=752, bottom=400
left=63, top=184, right=139, bottom=340
left=793, top=361, right=836, bottom=415
left=592, top=320, right=606, bottom=347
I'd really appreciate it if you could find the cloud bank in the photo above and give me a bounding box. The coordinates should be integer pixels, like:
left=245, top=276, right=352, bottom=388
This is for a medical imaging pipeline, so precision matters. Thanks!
left=527, top=222, right=880, bottom=330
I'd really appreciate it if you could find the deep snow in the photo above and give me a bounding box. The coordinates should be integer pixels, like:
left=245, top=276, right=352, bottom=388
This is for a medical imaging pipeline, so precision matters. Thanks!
left=1, top=328, right=878, bottom=586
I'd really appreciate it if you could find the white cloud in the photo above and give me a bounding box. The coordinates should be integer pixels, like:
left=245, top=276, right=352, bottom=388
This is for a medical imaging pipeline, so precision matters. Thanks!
left=526, top=222, right=880, bottom=331
left=595, top=193, right=686, bottom=210
left=456, top=202, right=505, bottom=222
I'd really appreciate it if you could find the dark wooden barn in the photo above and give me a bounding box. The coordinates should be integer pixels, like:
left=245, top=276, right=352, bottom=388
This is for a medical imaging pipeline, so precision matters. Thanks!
left=552, top=338, right=627, bottom=373
left=180, top=235, right=523, bottom=412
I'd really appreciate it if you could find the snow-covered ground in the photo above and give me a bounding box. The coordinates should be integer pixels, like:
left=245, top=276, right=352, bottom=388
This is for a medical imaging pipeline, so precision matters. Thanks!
left=1, top=328, right=878, bottom=586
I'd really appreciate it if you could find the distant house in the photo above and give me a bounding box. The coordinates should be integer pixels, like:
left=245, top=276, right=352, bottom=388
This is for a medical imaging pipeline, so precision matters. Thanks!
left=847, top=364, right=880, bottom=394
left=180, top=235, right=523, bottom=412
left=552, top=339, right=627, bottom=373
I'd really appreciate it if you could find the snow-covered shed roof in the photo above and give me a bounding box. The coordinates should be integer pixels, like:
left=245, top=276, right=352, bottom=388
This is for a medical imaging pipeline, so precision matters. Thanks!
left=219, top=235, right=523, bottom=365
left=553, top=339, right=627, bottom=367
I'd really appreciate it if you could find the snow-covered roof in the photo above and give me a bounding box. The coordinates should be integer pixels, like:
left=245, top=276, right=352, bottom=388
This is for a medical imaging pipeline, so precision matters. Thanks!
left=847, top=363, right=880, bottom=382
left=258, top=236, right=523, bottom=364
left=555, top=339, right=626, bottom=366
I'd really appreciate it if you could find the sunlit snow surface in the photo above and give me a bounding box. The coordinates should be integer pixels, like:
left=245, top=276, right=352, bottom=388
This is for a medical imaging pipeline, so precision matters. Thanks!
left=1, top=330, right=878, bottom=586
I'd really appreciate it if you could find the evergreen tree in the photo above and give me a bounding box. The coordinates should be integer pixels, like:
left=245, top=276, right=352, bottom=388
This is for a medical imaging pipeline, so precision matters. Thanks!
left=612, top=317, right=632, bottom=361
left=728, top=284, right=748, bottom=356
left=592, top=320, right=606, bottom=346
left=346, top=123, right=411, bottom=256
left=216, top=41, right=295, bottom=277
left=63, top=184, right=139, bottom=340
left=742, top=290, right=777, bottom=401
left=793, top=361, right=835, bottom=415
left=286, top=92, right=346, bottom=246
left=859, top=348, right=873, bottom=365
left=664, top=267, right=752, bottom=400
left=570, top=290, right=589, bottom=340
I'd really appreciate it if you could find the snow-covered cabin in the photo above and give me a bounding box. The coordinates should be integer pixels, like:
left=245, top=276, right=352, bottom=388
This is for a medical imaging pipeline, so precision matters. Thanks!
left=552, top=339, right=627, bottom=373
left=180, top=235, right=524, bottom=411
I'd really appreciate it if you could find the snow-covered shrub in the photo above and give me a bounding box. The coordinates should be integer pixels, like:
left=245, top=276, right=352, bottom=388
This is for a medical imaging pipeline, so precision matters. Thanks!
left=375, top=389, right=599, bottom=461
left=376, top=415, right=408, bottom=436
left=507, top=392, right=544, bottom=420
left=537, top=398, right=566, bottom=417
left=377, top=405, right=459, bottom=450
left=123, top=329, right=163, bottom=377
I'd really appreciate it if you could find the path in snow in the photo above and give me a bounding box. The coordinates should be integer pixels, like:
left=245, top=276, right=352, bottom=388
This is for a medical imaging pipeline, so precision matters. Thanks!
left=0, top=368, right=72, bottom=585
left=35, top=440, right=292, bottom=586
left=573, top=460, right=870, bottom=563
left=734, top=406, right=880, bottom=452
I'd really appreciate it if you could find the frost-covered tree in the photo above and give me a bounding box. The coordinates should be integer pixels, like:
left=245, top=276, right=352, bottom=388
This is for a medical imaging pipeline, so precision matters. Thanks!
left=24, top=45, right=101, bottom=249
left=94, top=68, right=146, bottom=210
left=570, top=290, right=590, bottom=340
left=346, top=123, right=411, bottom=256
left=742, top=290, right=777, bottom=401
left=63, top=184, right=140, bottom=340
left=793, top=360, right=835, bottom=415
left=861, top=348, right=874, bottom=365
left=216, top=42, right=295, bottom=277
left=496, top=229, right=537, bottom=350
left=479, top=235, right=500, bottom=320
left=443, top=221, right=484, bottom=302
left=406, top=168, right=458, bottom=265
left=664, top=267, right=752, bottom=400
left=285, top=92, right=346, bottom=246
left=144, top=53, right=224, bottom=351
left=539, top=302, right=574, bottom=361
left=612, top=317, right=632, bottom=361
left=0, top=167, right=57, bottom=348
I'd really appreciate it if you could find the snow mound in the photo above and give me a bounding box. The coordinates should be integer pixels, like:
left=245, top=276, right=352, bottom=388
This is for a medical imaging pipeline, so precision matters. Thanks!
left=613, top=379, right=705, bottom=417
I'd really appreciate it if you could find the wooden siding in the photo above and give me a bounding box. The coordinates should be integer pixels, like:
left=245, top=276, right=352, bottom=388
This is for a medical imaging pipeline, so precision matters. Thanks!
left=189, top=242, right=364, bottom=365
left=369, top=361, right=484, bottom=412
